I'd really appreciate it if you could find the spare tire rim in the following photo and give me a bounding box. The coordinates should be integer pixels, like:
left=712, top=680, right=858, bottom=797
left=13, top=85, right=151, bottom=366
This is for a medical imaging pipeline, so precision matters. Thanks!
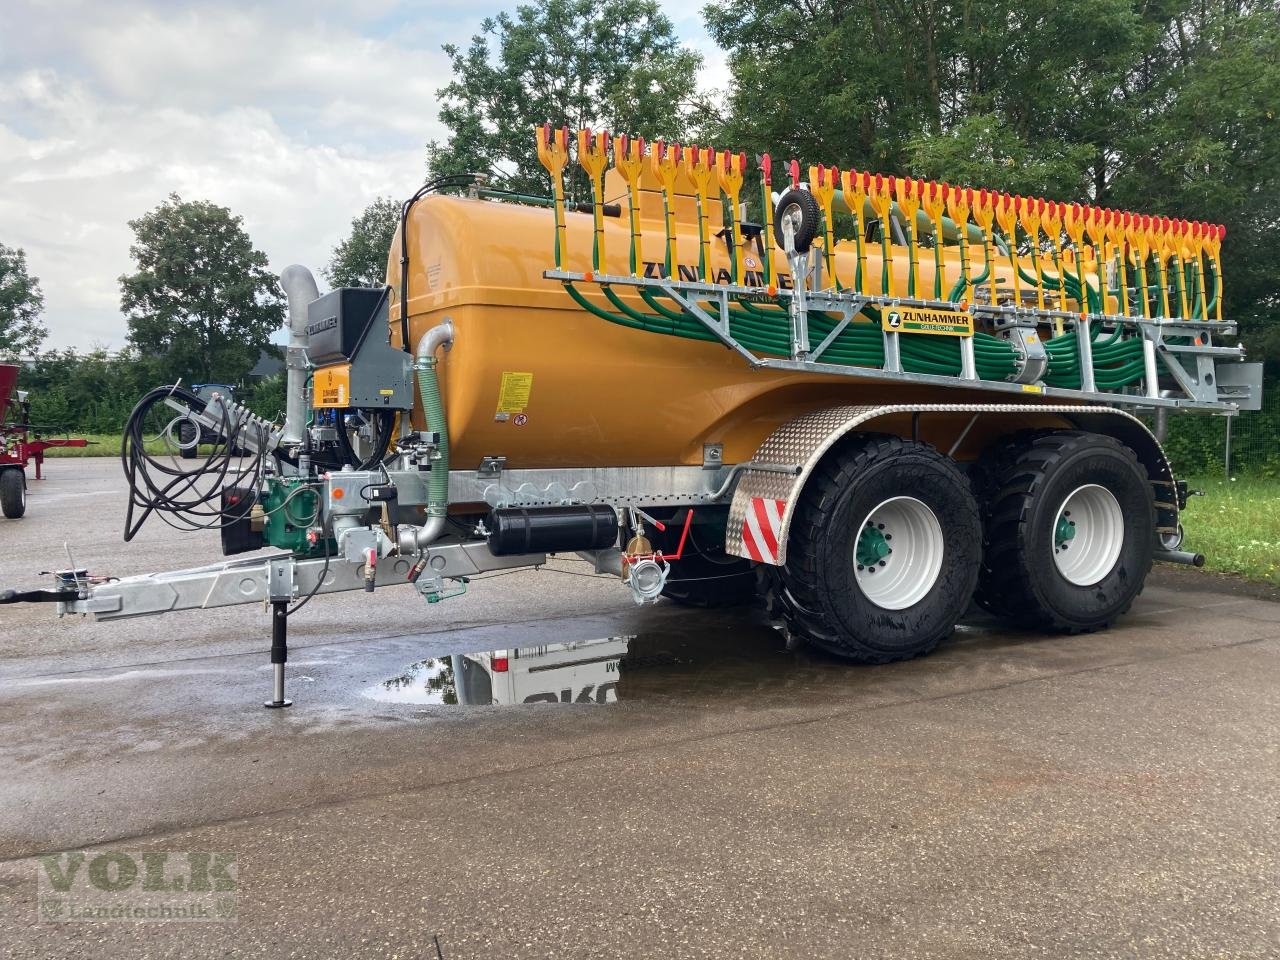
left=779, top=202, right=806, bottom=247
left=854, top=496, right=945, bottom=610
left=1052, top=484, right=1124, bottom=586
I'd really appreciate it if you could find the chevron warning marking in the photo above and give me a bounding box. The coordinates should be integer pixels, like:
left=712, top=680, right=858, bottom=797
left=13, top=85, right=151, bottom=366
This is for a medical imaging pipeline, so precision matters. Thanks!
left=741, top=497, right=787, bottom=565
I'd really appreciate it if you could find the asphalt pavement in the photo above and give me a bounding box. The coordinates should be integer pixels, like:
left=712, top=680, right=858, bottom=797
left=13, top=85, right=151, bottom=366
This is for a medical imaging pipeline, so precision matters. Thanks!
left=0, top=458, right=1276, bottom=958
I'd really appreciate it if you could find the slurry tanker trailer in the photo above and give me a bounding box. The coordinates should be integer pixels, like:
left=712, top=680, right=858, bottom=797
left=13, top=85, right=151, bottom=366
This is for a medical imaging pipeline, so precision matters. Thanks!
left=1, top=126, right=1262, bottom=707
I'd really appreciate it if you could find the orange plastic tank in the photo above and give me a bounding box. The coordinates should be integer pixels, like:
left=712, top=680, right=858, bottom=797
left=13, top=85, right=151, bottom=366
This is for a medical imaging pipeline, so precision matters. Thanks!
left=387, top=179, right=1051, bottom=470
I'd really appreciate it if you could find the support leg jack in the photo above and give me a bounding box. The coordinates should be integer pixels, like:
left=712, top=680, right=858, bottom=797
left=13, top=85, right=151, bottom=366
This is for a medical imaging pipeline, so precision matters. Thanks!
left=265, top=600, right=293, bottom=709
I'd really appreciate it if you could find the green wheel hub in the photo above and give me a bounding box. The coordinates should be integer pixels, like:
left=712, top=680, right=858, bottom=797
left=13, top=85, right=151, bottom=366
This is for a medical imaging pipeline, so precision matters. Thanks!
left=1054, top=512, right=1077, bottom=550
left=856, top=523, right=892, bottom=568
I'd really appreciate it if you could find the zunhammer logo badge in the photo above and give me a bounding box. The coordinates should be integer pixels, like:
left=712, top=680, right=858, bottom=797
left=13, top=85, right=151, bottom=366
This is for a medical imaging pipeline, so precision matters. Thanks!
left=881, top=308, right=973, bottom=337
left=305, top=315, right=339, bottom=337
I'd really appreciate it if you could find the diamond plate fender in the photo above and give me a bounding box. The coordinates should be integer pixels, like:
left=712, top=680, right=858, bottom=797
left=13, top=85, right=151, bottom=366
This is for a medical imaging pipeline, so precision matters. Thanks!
left=725, top=403, right=1173, bottom=566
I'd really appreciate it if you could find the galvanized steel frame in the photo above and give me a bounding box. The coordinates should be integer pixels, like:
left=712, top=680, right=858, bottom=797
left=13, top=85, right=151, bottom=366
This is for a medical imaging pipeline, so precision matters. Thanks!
left=545, top=269, right=1248, bottom=413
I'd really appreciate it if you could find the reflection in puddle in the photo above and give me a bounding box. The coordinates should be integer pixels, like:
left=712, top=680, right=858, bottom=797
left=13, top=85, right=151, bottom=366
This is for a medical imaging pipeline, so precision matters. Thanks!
left=364, top=613, right=1008, bottom=708
left=363, top=621, right=860, bottom=708
left=366, top=637, right=631, bottom=706
left=371, top=657, right=460, bottom=705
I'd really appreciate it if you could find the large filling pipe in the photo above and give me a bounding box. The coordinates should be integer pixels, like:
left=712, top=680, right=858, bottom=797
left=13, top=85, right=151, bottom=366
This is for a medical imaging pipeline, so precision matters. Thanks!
left=279, top=265, right=319, bottom=446
left=397, top=319, right=455, bottom=555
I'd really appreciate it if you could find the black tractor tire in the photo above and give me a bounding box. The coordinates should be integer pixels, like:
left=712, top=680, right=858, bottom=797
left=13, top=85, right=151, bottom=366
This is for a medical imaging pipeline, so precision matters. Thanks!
left=661, top=552, right=758, bottom=608
left=975, top=431, right=1154, bottom=632
left=178, top=420, right=199, bottom=460
left=773, top=187, right=821, bottom=254
left=0, top=468, right=26, bottom=519
left=778, top=435, right=982, bottom=663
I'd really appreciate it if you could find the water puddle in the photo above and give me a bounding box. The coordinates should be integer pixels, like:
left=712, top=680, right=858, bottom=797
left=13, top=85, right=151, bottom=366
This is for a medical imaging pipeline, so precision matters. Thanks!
left=362, top=621, right=844, bottom=707
left=365, top=636, right=633, bottom=706
left=362, top=610, right=1011, bottom=709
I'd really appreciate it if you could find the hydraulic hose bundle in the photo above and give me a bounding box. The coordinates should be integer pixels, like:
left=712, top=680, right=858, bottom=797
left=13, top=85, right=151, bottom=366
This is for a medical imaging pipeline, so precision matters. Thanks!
left=121, top=385, right=272, bottom=541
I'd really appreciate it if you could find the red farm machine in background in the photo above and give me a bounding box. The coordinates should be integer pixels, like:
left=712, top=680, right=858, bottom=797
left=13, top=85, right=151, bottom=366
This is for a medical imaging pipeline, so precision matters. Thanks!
left=0, top=363, right=87, bottom=518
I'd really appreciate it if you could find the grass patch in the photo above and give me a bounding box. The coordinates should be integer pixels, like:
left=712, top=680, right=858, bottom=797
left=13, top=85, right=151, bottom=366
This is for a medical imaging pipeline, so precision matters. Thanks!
left=40, top=433, right=171, bottom=458
left=1181, top=476, right=1280, bottom=585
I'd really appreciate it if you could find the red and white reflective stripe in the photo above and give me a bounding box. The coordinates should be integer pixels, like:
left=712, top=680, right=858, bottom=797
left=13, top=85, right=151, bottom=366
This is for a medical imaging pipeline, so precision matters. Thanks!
left=741, top=497, right=787, bottom=564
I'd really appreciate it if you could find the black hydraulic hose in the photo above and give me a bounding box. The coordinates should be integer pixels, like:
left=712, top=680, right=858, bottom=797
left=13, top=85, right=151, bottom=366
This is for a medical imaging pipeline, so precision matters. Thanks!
left=121, top=385, right=268, bottom=541
left=333, top=408, right=395, bottom=471
left=398, top=174, right=485, bottom=353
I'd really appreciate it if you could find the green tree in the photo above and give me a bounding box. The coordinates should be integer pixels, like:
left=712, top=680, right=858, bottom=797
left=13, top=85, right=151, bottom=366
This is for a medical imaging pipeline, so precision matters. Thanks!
left=120, top=194, right=283, bottom=385
left=1105, top=2, right=1280, bottom=373
left=323, top=197, right=400, bottom=288
left=0, top=243, right=48, bottom=358
left=705, top=0, right=1279, bottom=371
left=703, top=0, right=1151, bottom=193
left=22, top=348, right=152, bottom=434
left=429, top=0, right=703, bottom=200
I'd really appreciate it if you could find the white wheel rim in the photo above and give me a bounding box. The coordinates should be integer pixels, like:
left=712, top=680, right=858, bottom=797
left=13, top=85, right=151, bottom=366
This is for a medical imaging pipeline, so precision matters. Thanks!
left=854, top=496, right=945, bottom=610
left=779, top=202, right=805, bottom=247
left=1052, top=484, right=1124, bottom=586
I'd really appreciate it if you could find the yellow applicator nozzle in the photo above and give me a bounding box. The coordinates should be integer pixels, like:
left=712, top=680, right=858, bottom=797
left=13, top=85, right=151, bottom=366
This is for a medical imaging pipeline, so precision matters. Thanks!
left=1204, top=222, right=1225, bottom=321
left=893, top=177, right=922, bottom=297
left=611, top=132, right=646, bottom=276
left=993, top=193, right=1022, bottom=307
left=970, top=189, right=998, bottom=306
left=866, top=174, right=895, bottom=296
left=1017, top=196, right=1046, bottom=311
left=718, top=150, right=746, bottom=283
left=839, top=169, right=872, bottom=295
left=576, top=127, right=610, bottom=272
left=649, top=139, right=681, bottom=279
left=809, top=163, right=838, bottom=288
left=1101, top=209, right=1129, bottom=317
left=920, top=180, right=948, bottom=299
left=534, top=122, right=571, bottom=268
left=758, top=153, right=778, bottom=290
left=683, top=144, right=717, bottom=282
left=1062, top=202, right=1090, bottom=315
left=1123, top=211, right=1151, bottom=319
left=944, top=185, right=974, bottom=303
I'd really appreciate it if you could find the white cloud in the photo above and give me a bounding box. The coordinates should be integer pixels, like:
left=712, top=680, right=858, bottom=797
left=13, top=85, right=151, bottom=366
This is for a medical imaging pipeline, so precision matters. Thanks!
left=0, top=0, right=724, bottom=350
left=657, top=0, right=730, bottom=96
left=0, top=69, right=425, bottom=348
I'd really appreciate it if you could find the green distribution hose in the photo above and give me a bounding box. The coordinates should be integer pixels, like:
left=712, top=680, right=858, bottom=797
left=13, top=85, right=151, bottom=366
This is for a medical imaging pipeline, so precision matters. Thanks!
left=565, top=282, right=1019, bottom=381
left=1006, top=249, right=1222, bottom=390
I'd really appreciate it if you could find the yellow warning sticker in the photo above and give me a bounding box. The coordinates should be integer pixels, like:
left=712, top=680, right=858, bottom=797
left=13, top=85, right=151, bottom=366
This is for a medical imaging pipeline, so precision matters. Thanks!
left=1021, top=383, right=1044, bottom=394
left=496, top=371, right=534, bottom=414
left=312, top=364, right=351, bottom=409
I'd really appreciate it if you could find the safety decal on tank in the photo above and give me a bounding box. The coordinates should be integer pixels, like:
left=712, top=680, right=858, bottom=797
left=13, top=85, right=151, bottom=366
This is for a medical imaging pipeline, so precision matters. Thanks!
left=495, top=371, right=533, bottom=416
left=741, top=497, right=787, bottom=565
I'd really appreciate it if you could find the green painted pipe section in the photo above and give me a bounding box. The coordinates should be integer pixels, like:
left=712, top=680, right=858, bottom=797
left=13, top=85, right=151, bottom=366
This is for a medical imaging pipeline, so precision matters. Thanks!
left=415, top=355, right=449, bottom=517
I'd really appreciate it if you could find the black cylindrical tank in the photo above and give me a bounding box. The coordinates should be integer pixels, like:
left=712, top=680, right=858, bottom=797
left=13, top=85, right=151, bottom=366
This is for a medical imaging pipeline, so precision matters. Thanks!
left=487, top=505, right=618, bottom=556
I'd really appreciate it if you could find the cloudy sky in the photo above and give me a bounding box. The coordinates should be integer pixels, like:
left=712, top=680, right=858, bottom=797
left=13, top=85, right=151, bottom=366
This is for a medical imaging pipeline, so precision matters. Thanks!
left=1, top=0, right=723, bottom=350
